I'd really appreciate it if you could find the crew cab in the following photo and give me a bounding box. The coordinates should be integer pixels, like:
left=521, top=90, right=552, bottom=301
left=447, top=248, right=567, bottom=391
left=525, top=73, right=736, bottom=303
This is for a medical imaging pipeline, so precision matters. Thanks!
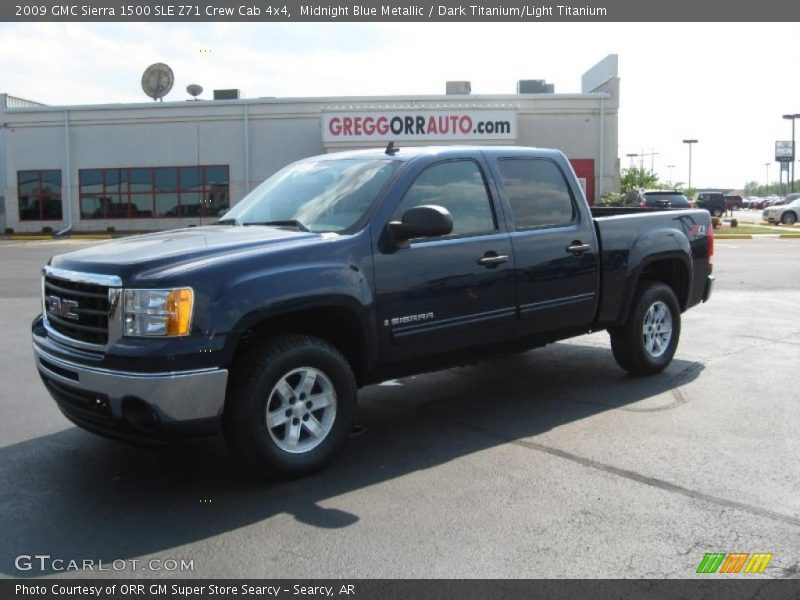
left=32, top=146, right=714, bottom=478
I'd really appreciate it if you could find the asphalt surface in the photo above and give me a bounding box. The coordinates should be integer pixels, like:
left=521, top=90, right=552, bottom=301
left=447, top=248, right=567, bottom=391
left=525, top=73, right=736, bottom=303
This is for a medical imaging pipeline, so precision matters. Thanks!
left=0, top=237, right=798, bottom=579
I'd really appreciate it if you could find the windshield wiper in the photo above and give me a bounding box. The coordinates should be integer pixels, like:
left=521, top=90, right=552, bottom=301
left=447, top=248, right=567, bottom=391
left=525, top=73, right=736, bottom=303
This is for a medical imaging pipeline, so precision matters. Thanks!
left=216, top=218, right=239, bottom=225
left=244, top=220, right=311, bottom=232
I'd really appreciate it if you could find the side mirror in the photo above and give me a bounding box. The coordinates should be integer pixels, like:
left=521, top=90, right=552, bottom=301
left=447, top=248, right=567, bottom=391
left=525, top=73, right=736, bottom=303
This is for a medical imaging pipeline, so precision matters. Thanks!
left=387, top=205, right=454, bottom=245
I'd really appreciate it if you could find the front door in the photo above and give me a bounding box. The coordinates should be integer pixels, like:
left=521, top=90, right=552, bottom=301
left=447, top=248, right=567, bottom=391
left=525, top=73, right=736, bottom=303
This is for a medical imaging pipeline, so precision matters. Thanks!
left=373, top=157, right=516, bottom=363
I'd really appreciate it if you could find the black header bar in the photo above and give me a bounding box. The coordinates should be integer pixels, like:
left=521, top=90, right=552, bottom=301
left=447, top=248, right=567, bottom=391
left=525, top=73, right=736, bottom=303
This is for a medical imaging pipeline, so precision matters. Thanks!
left=3, top=0, right=800, bottom=22
left=5, top=580, right=800, bottom=600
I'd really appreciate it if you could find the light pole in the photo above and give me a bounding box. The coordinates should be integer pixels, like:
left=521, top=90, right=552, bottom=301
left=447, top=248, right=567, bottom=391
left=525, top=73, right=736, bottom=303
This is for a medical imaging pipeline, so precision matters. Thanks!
left=782, top=114, right=800, bottom=192
left=626, top=153, right=638, bottom=169
left=764, top=162, right=770, bottom=195
left=683, top=139, right=698, bottom=191
left=667, top=164, right=675, bottom=188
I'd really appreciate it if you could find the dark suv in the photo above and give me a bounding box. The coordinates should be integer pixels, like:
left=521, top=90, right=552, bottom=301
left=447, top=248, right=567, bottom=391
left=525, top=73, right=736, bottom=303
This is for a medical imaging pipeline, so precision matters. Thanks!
left=623, top=189, right=691, bottom=209
left=696, top=192, right=726, bottom=217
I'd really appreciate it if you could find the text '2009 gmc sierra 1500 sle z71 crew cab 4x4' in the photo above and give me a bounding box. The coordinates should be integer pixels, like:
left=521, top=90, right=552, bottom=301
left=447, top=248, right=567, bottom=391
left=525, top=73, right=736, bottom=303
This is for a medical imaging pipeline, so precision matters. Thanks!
left=32, top=146, right=714, bottom=478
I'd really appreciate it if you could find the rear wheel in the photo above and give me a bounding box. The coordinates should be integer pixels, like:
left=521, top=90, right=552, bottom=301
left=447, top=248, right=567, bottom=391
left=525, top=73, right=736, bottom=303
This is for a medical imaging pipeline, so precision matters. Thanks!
left=610, top=282, right=681, bottom=375
left=711, top=207, right=724, bottom=218
left=781, top=211, right=797, bottom=225
left=223, top=334, right=357, bottom=479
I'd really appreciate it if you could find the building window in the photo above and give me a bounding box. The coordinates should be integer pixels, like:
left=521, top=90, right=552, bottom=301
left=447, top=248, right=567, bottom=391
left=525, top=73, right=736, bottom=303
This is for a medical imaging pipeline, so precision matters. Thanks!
left=18, top=170, right=63, bottom=221
left=79, top=165, right=229, bottom=219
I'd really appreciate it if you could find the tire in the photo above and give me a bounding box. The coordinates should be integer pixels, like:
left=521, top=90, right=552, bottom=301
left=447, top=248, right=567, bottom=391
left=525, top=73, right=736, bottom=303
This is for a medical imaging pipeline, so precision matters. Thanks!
left=609, top=282, right=681, bottom=375
left=711, top=207, right=724, bottom=218
left=781, top=211, right=797, bottom=225
left=223, top=334, right=357, bottom=479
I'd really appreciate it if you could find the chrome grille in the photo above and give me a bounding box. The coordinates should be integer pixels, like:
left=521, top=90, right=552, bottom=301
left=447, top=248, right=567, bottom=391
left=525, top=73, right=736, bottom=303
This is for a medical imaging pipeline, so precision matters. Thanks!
left=44, top=275, right=109, bottom=345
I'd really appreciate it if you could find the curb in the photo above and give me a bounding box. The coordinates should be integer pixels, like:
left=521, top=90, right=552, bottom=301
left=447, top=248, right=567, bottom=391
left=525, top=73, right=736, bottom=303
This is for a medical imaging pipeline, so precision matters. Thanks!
left=715, top=234, right=752, bottom=239
left=779, top=233, right=800, bottom=239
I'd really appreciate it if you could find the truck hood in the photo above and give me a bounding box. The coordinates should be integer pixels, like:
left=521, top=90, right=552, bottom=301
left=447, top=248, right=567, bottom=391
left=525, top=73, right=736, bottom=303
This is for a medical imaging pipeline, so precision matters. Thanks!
left=50, top=225, right=327, bottom=283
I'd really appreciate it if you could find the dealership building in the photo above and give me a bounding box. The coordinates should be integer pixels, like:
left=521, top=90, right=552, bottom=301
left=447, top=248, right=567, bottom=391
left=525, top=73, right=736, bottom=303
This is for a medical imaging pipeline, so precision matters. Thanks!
left=0, top=55, right=619, bottom=234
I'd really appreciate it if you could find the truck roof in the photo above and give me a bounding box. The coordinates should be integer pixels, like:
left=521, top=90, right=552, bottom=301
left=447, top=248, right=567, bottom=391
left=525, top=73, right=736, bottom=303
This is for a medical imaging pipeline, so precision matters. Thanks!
left=317, top=145, right=566, bottom=162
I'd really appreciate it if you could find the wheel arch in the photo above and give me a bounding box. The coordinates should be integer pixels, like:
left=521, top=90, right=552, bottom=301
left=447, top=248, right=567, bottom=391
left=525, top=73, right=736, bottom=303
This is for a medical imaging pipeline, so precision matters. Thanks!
left=619, top=255, right=692, bottom=325
left=226, top=298, right=376, bottom=386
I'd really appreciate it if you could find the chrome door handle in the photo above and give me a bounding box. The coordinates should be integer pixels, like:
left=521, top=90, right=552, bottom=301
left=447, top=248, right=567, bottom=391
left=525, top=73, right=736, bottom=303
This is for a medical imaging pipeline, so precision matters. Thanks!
left=477, top=254, right=509, bottom=266
left=566, top=243, right=591, bottom=255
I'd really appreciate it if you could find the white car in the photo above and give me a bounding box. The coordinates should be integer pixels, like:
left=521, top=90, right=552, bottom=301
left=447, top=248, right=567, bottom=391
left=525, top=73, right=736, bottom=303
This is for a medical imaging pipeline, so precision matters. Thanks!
left=763, top=194, right=800, bottom=225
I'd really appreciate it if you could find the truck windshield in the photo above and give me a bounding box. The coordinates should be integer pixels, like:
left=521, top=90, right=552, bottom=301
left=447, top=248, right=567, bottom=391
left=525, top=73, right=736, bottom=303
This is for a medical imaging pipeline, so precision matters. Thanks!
left=219, top=158, right=398, bottom=233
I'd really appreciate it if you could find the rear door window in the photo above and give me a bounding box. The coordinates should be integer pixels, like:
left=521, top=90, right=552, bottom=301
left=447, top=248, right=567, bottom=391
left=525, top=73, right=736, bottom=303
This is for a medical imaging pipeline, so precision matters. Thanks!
left=497, top=158, right=576, bottom=229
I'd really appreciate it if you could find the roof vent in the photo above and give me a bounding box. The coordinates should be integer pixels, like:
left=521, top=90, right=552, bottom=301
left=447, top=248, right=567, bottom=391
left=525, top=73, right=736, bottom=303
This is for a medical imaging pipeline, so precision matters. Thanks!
left=517, top=80, right=554, bottom=94
left=213, top=89, right=240, bottom=100
left=446, top=81, right=471, bottom=95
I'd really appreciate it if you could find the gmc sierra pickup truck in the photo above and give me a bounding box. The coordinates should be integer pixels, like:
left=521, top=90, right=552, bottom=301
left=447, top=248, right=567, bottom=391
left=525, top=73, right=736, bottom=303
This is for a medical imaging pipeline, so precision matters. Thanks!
left=33, top=146, right=714, bottom=478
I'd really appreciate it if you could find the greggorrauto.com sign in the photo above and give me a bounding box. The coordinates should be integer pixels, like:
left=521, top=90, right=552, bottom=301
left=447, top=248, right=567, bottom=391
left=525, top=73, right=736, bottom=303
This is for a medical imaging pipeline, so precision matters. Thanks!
left=322, top=110, right=517, bottom=142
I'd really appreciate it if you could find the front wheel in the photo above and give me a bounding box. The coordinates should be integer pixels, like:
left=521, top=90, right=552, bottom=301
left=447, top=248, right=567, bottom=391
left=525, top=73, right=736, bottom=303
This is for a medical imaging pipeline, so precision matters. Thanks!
left=711, top=207, right=724, bottom=218
left=223, top=334, right=357, bottom=479
left=609, top=282, right=681, bottom=375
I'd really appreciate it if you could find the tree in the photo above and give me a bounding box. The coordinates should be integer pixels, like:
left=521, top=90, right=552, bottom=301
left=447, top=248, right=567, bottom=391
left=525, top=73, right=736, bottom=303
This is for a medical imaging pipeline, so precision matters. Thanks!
left=744, top=181, right=760, bottom=195
left=620, top=167, right=661, bottom=194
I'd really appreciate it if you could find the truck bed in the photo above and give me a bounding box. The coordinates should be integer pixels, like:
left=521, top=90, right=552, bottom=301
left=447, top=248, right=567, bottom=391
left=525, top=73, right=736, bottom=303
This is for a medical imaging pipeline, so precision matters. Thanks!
left=591, top=207, right=713, bottom=328
left=590, top=206, right=681, bottom=218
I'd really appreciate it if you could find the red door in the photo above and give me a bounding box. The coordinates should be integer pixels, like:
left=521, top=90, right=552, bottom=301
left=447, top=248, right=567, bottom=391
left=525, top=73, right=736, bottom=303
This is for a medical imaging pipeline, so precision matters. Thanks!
left=568, top=159, right=595, bottom=205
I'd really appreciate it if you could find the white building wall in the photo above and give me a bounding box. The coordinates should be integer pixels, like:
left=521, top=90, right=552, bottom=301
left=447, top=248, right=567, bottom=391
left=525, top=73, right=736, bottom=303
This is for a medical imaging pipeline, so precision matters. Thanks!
left=1, top=79, right=619, bottom=233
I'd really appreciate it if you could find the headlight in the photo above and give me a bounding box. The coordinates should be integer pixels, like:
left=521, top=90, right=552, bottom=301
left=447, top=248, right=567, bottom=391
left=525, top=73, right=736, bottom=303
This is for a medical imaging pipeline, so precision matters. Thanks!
left=123, top=288, right=194, bottom=337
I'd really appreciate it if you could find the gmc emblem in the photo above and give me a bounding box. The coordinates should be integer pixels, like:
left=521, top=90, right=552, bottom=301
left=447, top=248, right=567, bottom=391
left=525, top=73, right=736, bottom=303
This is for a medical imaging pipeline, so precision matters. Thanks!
left=47, top=295, right=79, bottom=320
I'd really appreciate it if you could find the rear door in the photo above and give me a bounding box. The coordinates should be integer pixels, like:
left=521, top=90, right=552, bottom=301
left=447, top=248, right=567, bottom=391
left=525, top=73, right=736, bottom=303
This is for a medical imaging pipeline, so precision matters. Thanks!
left=488, top=155, right=600, bottom=338
left=372, top=156, right=517, bottom=362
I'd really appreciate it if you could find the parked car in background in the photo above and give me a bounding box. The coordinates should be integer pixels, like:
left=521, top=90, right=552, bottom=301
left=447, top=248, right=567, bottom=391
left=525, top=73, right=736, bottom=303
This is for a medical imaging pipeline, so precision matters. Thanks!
left=622, top=189, right=691, bottom=209
left=724, top=195, right=743, bottom=210
left=763, top=193, right=800, bottom=224
left=744, top=197, right=763, bottom=209
left=696, top=192, right=727, bottom=217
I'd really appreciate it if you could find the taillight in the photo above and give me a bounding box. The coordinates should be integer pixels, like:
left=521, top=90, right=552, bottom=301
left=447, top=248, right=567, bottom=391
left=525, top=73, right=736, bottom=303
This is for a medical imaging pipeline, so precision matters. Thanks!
left=707, top=223, right=714, bottom=265
left=639, top=200, right=646, bottom=207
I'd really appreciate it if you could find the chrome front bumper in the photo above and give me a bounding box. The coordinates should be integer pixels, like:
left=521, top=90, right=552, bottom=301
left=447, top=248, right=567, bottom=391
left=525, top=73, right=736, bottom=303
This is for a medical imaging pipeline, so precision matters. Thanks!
left=34, top=343, right=228, bottom=425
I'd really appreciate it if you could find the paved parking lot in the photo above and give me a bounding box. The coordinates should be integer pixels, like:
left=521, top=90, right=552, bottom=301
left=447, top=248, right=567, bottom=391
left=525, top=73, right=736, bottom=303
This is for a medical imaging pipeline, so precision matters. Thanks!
left=1, top=237, right=798, bottom=579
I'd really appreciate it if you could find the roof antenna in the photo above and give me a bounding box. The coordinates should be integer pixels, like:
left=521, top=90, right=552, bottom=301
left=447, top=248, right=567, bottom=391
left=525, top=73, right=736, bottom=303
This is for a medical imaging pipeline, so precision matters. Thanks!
left=385, top=141, right=400, bottom=156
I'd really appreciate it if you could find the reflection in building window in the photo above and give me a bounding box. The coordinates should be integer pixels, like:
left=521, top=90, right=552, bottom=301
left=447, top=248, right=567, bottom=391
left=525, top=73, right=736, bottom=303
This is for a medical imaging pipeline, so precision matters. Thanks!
left=79, top=165, right=229, bottom=219
left=17, top=170, right=63, bottom=221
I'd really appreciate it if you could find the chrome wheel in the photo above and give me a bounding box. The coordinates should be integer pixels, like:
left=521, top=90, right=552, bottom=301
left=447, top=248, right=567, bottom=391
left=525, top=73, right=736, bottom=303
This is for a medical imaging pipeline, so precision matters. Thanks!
left=642, top=301, right=673, bottom=358
left=265, top=367, right=337, bottom=454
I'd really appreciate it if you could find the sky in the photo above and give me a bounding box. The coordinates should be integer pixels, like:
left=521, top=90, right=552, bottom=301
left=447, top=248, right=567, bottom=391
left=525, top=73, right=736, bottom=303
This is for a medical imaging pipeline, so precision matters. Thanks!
left=1, top=21, right=798, bottom=190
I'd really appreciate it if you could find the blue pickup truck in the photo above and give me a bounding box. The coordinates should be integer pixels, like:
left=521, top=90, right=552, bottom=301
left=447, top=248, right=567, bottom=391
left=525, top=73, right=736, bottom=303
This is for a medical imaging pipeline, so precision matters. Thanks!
left=33, top=146, right=714, bottom=478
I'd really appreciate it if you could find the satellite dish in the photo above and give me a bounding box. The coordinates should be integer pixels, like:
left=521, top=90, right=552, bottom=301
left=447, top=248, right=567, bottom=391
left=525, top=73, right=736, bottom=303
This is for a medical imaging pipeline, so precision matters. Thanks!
left=186, top=84, right=203, bottom=100
left=141, top=63, right=174, bottom=102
